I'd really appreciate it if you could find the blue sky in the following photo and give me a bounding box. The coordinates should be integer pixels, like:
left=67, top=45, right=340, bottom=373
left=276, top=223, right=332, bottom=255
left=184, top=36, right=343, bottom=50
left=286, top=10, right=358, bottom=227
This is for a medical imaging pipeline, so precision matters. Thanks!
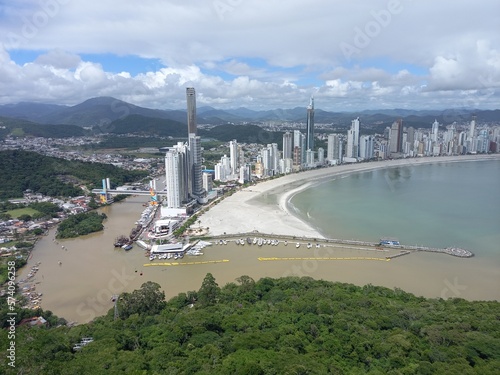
left=0, top=0, right=499, bottom=112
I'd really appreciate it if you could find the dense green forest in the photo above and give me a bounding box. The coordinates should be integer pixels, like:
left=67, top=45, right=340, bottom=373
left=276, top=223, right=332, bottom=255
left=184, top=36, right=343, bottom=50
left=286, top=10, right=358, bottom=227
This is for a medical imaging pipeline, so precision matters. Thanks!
left=1, top=276, right=499, bottom=374
left=0, top=150, right=148, bottom=199
left=56, top=211, right=107, bottom=239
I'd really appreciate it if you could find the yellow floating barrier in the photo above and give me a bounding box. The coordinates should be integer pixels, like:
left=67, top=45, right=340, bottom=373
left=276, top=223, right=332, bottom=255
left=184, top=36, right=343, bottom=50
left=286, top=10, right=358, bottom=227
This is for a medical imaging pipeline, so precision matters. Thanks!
left=144, top=259, right=230, bottom=267
left=257, top=257, right=388, bottom=262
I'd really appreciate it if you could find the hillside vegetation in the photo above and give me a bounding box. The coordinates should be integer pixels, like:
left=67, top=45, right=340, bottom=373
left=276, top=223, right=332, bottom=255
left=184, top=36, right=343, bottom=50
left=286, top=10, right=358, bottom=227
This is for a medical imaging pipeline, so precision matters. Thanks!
left=0, top=150, right=148, bottom=199
left=2, top=276, right=499, bottom=374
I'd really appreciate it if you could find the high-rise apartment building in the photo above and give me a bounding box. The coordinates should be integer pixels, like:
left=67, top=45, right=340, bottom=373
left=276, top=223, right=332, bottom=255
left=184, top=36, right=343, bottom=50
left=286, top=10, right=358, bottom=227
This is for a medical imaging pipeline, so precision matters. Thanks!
left=327, top=134, right=342, bottom=164
left=306, top=97, right=315, bottom=151
left=346, top=117, right=360, bottom=159
left=283, top=132, right=292, bottom=160
left=431, top=120, right=439, bottom=143
left=359, top=135, right=374, bottom=160
left=229, top=139, right=239, bottom=175
left=186, top=87, right=197, bottom=135
left=165, top=143, right=189, bottom=209
left=186, top=88, right=204, bottom=198
left=389, top=119, right=404, bottom=154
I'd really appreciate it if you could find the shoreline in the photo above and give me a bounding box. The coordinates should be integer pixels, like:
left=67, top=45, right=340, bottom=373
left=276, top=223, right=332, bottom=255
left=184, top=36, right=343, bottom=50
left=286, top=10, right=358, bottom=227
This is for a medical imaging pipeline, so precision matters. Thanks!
left=199, top=154, right=500, bottom=239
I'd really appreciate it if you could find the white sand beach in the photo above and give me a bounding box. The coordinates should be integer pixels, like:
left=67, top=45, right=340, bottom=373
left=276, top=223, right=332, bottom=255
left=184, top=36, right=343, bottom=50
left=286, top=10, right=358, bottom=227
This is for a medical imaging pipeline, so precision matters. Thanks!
left=198, top=154, right=500, bottom=238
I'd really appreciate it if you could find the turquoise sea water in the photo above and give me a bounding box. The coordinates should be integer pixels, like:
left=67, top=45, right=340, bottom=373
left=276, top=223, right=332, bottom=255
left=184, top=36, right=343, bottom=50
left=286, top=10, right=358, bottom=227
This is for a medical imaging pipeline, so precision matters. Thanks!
left=290, top=159, right=500, bottom=258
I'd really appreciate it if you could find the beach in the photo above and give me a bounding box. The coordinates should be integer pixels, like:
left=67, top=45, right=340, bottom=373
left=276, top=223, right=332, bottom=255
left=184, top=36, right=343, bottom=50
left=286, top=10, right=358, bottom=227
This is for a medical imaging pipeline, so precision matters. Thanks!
left=198, top=154, right=500, bottom=238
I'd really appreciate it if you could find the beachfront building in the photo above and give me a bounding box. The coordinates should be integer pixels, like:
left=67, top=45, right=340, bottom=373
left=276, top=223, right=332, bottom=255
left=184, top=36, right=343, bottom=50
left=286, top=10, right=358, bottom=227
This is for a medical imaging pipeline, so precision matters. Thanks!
left=254, top=158, right=264, bottom=178
left=389, top=119, right=404, bottom=155
left=164, top=143, right=189, bottom=217
left=306, top=96, right=315, bottom=151
left=327, top=133, right=342, bottom=165
left=293, top=146, right=302, bottom=169
left=317, top=147, right=325, bottom=165
left=294, top=130, right=306, bottom=166
left=229, top=139, right=239, bottom=175
left=186, top=87, right=205, bottom=200
left=202, top=172, right=213, bottom=193
left=282, top=131, right=292, bottom=160
left=189, top=133, right=204, bottom=198
left=306, top=149, right=315, bottom=168
left=431, top=119, right=439, bottom=144
left=346, top=117, right=360, bottom=159
left=239, top=163, right=251, bottom=184
left=279, top=158, right=293, bottom=174
left=359, top=135, right=374, bottom=160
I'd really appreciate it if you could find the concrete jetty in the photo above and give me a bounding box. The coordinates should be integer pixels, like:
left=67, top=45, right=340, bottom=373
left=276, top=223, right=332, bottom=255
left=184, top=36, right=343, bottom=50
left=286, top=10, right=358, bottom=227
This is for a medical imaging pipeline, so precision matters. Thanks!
left=204, top=232, right=475, bottom=258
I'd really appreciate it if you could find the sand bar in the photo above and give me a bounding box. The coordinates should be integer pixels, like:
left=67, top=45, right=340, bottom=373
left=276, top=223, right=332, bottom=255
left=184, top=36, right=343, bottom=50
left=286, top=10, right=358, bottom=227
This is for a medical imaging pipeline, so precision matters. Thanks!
left=198, top=154, right=500, bottom=238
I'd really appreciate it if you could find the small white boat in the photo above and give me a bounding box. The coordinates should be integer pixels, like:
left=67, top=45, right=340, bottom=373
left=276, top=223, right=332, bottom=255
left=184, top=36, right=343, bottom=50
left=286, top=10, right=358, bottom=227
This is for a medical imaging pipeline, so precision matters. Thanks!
left=296, top=243, right=300, bottom=248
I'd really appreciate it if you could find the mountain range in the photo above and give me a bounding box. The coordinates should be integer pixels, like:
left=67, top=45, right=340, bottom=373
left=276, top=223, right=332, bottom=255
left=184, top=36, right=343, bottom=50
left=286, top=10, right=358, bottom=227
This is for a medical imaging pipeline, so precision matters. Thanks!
left=1, top=97, right=499, bottom=129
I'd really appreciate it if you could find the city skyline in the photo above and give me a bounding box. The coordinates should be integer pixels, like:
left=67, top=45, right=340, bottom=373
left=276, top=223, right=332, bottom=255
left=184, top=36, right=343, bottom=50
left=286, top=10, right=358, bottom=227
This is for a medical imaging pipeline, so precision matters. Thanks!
left=0, top=1, right=498, bottom=111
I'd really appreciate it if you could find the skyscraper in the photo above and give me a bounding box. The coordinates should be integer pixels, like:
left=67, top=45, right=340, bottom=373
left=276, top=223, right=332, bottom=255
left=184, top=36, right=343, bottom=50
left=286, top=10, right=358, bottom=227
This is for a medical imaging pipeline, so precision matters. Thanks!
left=327, top=134, right=342, bottom=164
left=229, top=139, right=239, bottom=175
left=189, top=133, right=204, bottom=197
left=282, top=132, right=292, bottom=160
left=389, top=119, right=404, bottom=154
left=186, top=87, right=204, bottom=198
left=431, top=119, right=439, bottom=143
left=165, top=143, right=189, bottom=209
left=186, top=87, right=197, bottom=135
left=346, top=117, right=360, bottom=159
left=306, top=96, right=315, bottom=151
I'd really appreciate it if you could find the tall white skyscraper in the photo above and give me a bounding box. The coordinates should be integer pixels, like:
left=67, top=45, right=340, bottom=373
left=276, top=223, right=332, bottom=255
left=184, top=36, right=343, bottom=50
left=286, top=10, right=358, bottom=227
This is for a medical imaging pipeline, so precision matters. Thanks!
left=346, top=117, right=360, bottom=159
left=431, top=119, right=439, bottom=143
left=359, top=135, right=374, bottom=160
left=186, top=88, right=204, bottom=199
left=469, top=116, right=476, bottom=139
left=306, top=97, right=315, bottom=151
left=261, top=147, right=271, bottom=176
left=317, top=147, right=325, bottom=164
left=327, top=134, right=342, bottom=164
left=165, top=143, right=189, bottom=209
left=229, top=139, right=239, bottom=175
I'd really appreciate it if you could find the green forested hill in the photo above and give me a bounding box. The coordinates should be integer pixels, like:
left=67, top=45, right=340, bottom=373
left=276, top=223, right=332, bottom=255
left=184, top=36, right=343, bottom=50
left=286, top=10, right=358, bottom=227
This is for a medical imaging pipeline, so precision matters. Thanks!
left=2, top=276, right=499, bottom=374
left=0, top=150, right=148, bottom=198
left=0, top=116, right=85, bottom=139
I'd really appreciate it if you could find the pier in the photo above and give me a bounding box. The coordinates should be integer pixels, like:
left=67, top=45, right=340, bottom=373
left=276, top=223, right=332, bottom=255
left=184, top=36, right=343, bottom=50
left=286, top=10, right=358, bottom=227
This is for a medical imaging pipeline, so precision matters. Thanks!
left=204, top=232, right=475, bottom=258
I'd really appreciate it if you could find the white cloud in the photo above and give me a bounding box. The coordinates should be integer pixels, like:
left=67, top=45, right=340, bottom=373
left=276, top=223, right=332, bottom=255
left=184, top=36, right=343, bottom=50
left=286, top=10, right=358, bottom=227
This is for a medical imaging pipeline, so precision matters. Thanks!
left=0, top=1, right=498, bottom=110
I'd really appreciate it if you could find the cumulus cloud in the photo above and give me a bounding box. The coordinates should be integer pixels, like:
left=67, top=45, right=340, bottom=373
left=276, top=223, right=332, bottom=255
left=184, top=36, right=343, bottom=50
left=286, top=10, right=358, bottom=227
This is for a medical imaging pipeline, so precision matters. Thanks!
left=0, top=0, right=498, bottom=110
